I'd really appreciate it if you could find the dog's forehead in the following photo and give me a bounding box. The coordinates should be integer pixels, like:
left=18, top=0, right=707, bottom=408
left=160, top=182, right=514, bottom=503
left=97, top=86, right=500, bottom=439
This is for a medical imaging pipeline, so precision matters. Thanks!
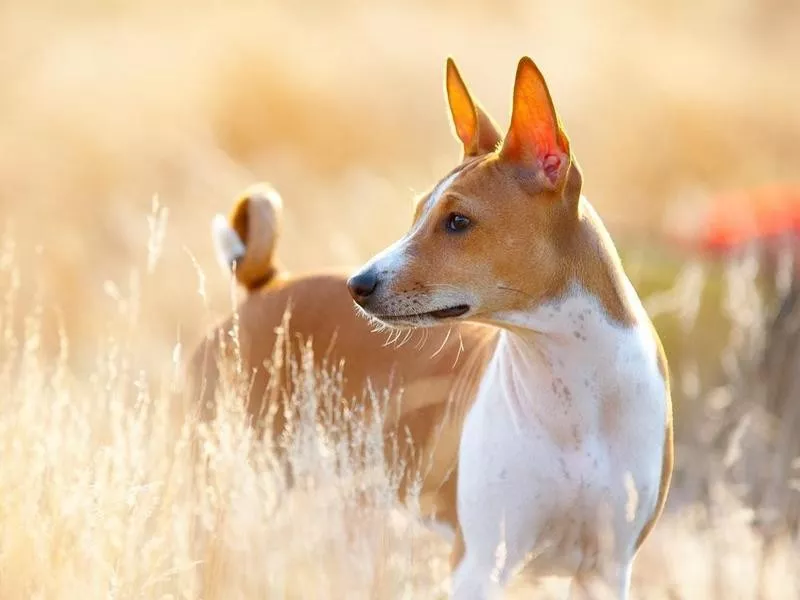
left=414, top=156, right=494, bottom=222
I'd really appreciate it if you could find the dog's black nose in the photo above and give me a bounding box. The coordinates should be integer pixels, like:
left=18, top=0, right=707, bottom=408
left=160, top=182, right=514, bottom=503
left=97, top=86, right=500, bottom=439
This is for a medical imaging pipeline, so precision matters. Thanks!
left=347, top=269, right=379, bottom=304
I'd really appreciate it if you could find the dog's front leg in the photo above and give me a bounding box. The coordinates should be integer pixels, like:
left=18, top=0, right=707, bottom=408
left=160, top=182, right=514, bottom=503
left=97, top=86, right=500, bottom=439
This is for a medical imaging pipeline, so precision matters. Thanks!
left=568, top=560, right=633, bottom=600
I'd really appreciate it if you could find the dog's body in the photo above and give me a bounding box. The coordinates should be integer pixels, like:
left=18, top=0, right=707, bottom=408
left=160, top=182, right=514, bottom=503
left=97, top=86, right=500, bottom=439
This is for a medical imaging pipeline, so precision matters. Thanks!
left=185, top=183, right=496, bottom=526
left=349, top=58, right=673, bottom=598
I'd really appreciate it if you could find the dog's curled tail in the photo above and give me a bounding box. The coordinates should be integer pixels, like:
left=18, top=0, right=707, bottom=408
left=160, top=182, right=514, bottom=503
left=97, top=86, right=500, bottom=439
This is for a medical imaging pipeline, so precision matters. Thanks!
left=212, top=182, right=283, bottom=291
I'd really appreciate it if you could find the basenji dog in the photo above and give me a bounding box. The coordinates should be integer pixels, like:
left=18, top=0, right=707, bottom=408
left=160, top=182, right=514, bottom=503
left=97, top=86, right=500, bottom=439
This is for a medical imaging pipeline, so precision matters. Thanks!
left=348, top=57, right=673, bottom=599
left=185, top=182, right=496, bottom=528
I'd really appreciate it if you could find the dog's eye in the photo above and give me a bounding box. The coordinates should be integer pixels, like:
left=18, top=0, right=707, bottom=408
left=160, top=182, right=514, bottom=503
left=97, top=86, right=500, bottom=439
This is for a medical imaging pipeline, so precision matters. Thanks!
left=445, top=213, right=471, bottom=233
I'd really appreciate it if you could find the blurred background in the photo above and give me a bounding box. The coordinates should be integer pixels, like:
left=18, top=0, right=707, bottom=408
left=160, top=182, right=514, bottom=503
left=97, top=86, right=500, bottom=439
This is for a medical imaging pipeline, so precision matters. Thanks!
left=2, top=0, right=799, bottom=372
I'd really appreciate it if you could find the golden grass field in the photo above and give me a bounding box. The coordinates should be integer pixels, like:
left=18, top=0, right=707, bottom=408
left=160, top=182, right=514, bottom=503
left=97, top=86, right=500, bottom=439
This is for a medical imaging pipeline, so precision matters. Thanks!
left=1, top=0, right=800, bottom=597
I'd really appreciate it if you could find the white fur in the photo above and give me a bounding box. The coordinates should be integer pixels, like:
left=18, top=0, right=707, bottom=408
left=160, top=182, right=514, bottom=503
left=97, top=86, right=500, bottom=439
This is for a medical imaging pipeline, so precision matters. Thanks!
left=211, top=214, right=246, bottom=272
left=452, top=282, right=667, bottom=599
left=359, top=234, right=410, bottom=282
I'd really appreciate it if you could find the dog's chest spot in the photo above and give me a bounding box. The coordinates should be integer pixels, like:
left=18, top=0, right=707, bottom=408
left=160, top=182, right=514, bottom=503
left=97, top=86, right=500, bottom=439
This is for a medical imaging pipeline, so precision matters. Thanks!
left=568, top=307, right=593, bottom=342
left=551, top=377, right=573, bottom=406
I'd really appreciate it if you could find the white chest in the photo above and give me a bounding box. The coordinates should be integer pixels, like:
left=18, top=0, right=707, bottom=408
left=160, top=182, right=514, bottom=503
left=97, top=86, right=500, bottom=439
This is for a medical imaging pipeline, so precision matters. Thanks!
left=455, top=291, right=667, bottom=584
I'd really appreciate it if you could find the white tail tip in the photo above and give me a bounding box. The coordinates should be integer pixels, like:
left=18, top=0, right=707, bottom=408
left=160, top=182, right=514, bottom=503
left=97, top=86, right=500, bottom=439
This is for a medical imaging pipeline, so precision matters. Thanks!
left=211, top=214, right=246, bottom=272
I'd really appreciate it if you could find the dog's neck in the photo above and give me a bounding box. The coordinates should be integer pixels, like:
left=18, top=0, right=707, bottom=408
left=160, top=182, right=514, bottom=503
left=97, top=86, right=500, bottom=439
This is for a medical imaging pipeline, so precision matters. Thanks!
left=479, top=277, right=652, bottom=439
left=488, top=197, right=645, bottom=375
left=493, top=279, right=641, bottom=370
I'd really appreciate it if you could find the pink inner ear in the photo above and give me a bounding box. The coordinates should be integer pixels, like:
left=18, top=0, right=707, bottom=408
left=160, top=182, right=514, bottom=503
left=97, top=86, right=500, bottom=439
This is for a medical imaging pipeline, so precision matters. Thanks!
left=502, top=110, right=566, bottom=183
left=542, top=153, right=562, bottom=185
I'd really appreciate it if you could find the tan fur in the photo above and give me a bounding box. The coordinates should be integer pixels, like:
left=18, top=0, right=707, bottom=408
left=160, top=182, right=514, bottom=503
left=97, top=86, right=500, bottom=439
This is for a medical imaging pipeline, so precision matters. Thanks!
left=186, top=187, right=496, bottom=529
left=401, top=154, right=636, bottom=327
left=405, top=59, right=636, bottom=329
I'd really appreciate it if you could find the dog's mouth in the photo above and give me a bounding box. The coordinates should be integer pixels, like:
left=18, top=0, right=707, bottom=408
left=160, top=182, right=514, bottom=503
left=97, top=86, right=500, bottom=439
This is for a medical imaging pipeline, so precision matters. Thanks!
left=373, top=304, right=470, bottom=323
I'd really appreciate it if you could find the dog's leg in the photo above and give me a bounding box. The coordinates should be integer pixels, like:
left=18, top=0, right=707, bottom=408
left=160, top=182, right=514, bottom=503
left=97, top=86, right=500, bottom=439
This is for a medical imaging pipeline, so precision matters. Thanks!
left=450, top=555, right=499, bottom=600
left=568, top=560, right=632, bottom=600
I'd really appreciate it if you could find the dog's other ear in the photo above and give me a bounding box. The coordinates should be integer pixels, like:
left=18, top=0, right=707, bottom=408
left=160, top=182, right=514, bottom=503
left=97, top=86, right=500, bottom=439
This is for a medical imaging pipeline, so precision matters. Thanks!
left=499, top=57, right=571, bottom=191
left=445, top=57, right=502, bottom=159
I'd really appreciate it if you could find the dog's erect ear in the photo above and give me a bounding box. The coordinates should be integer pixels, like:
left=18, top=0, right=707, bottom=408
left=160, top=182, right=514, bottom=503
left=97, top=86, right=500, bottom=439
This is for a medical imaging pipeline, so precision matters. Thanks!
left=499, top=57, right=571, bottom=190
left=445, top=58, right=502, bottom=159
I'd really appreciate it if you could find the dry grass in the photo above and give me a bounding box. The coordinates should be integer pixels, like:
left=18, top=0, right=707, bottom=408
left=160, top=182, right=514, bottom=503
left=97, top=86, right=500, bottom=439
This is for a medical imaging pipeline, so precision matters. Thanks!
left=1, top=209, right=799, bottom=599
left=0, top=232, right=451, bottom=599
left=2, top=0, right=800, bottom=598
left=0, top=214, right=800, bottom=599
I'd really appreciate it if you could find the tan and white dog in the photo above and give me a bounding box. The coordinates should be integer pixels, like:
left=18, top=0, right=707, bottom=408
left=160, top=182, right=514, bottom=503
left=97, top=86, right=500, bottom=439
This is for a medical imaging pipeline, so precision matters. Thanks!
left=185, top=182, right=496, bottom=530
left=348, top=57, right=673, bottom=599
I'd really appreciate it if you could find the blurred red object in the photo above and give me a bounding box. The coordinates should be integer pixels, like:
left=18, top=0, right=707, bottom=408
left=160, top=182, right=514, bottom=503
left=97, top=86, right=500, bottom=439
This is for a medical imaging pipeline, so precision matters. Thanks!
left=697, top=184, right=800, bottom=253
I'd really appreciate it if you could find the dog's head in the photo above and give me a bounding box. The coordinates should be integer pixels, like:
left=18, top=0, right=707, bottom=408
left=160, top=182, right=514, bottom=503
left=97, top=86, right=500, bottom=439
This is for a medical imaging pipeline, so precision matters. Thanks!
left=349, top=57, right=584, bottom=329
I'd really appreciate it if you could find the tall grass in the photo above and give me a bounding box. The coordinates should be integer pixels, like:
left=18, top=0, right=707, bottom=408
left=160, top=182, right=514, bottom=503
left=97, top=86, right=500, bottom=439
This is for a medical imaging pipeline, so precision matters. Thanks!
left=0, top=209, right=799, bottom=599
left=0, top=220, right=449, bottom=599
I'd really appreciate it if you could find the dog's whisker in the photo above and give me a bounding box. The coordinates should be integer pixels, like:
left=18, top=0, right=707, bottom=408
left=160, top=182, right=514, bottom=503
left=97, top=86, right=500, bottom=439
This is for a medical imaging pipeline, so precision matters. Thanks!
left=397, top=328, right=413, bottom=348
left=497, top=284, right=535, bottom=299
left=414, top=328, right=427, bottom=351
left=387, top=328, right=402, bottom=347
left=453, top=329, right=465, bottom=369
left=432, top=326, right=452, bottom=359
